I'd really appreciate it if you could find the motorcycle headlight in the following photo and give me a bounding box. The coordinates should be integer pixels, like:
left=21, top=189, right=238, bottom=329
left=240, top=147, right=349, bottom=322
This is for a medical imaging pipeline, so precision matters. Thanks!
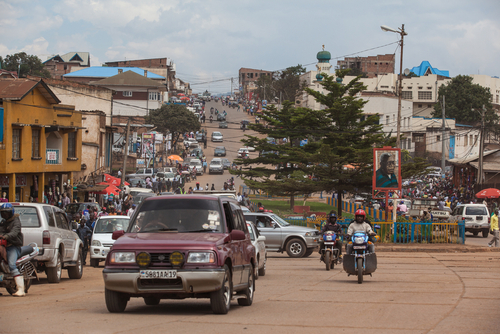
left=110, top=252, right=135, bottom=263
left=187, top=252, right=215, bottom=264
left=92, top=240, right=101, bottom=247
left=354, top=237, right=365, bottom=244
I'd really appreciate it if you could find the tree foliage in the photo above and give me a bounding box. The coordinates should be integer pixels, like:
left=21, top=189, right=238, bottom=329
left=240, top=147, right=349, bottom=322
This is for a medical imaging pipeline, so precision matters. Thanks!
left=253, top=65, right=306, bottom=102
left=432, top=75, right=496, bottom=125
left=144, top=104, right=200, bottom=150
left=0, top=52, right=51, bottom=78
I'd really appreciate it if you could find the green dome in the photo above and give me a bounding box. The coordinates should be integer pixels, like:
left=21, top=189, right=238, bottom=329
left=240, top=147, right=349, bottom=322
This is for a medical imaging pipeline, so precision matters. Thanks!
left=317, top=50, right=331, bottom=63
left=316, top=73, right=323, bottom=81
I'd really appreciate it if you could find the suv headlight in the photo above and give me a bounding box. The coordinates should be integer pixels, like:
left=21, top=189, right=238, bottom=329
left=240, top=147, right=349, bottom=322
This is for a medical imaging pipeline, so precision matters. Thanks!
left=92, top=240, right=102, bottom=247
left=110, top=252, right=135, bottom=263
left=187, top=252, right=216, bottom=263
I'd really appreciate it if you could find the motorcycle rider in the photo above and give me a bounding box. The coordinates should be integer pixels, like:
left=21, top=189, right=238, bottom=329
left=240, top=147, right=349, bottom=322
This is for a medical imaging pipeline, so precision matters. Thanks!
left=318, top=212, right=343, bottom=261
left=0, top=203, right=25, bottom=297
left=346, top=209, right=376, bottom=255
left=209, top=115, right=213, bottom=123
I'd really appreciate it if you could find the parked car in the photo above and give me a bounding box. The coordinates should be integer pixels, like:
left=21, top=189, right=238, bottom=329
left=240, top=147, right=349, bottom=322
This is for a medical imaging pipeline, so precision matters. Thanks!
left=221, top=158, right=231, bottom=170
left=189, top=158, right=204, bottom=175
left=211, top=131, right=223, bottom=142
left=214, top=146, right=226, bottom=157
left=246, top=221, right=267, bottom=278
left=157, top=167, right=178, bottom=174
left=217, top=114, right=226, bottom=121
left=125, top=168, right=157, bottom=179
left=449, top=204, right=490, bottom=237
left=183, top=138, right=198, bottom=147
left=242, top=146, right=255, bottom=152
left=127, top=178, right=147, bottom=189
left=219, top=121, right=228, bottom=129
left=209, top=158, right=224, bottom=174
left=90, top=215, right=131, bottom=267
left=103, top=195, right=256, bottom=314
left=156, top=172, right=176, bottom=182
left=243, top=212, right=320, bottom=258
left=14, top=203, right=84, bottom=283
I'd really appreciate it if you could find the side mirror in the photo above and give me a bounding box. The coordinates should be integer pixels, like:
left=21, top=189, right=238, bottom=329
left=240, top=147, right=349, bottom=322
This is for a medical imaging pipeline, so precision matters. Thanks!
left=112, top=230, right=125, bottom=240
left=257, top=235, right=266, bottom=242
left=230, top=229, right=246, bottom=241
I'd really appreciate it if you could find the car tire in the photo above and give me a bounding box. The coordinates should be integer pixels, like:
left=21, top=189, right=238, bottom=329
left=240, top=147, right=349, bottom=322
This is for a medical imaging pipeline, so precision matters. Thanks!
left=105, top=288, right=129, bottom=313
left=258, top=257, right=266, bottom=277
left=255, top=257, right=259, bottom=280
left=210, top=264, right=232, bottom=314
left=482, top=229, right=489, bottom=238
left=46, top=251, right=62, bottom=283
left=303, top=248, right=314, bottom=257
left=144, top=297, right=161, bottom=306
left=68, top=248, right=83, bottom=279
left=90, top=259, right=99, bottom=268
left=237, top=265, right=254, bottom=307
left=285, top=238, right=306, bottom=258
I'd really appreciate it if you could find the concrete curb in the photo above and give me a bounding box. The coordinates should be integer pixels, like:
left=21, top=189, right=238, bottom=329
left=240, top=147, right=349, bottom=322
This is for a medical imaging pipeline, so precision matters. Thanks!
left=377, top=244, right=500, bottom=253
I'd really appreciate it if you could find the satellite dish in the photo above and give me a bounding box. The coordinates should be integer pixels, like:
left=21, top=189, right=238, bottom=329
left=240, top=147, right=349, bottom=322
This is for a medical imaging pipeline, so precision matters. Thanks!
left=404, top=68, right=410, bottom=76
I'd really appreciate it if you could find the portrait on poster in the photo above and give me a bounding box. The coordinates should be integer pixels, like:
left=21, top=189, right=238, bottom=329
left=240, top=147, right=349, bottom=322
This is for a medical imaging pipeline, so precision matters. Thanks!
left=374, top=149, right=400, bottom=189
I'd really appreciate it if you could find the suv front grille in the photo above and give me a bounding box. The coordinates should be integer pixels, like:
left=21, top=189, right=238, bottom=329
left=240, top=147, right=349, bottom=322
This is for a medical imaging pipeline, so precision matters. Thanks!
left=150, top=252, right=173, bottom=265
left=139, top=278, right=183, bottom=289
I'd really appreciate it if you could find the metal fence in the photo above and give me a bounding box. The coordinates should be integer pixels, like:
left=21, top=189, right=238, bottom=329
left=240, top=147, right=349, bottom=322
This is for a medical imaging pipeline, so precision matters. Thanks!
left=283, top=217, right=465, bottom=244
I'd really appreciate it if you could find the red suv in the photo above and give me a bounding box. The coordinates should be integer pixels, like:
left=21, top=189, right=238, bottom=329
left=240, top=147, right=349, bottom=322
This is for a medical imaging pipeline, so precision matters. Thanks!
left=102, top=195, right=256, bottom=314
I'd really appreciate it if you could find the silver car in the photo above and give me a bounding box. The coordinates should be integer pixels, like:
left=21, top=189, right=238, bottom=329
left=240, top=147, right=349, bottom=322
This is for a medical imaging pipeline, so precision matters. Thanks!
left=209, top=158, right=224, bottom=174
left=244, top=212, right=320, bottom=258
left=211, top=131, right=223, bottom=142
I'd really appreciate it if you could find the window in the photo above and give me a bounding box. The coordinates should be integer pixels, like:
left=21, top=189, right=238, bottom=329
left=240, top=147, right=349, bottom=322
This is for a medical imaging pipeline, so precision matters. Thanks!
left=413, top=135, right=424, bottom=142
left=418, top=104, right=423, bottom=108
left=32, top=128, right=40, bottom=158
left=122, top=91, right=132, bottom=97
left=43, top=206, right=56, bottom=227
left=386, top=115, right=389, bottom=125
left=402, top=139, right=406, bottom=149
left=464, top=135, right=468, bottom=146
left=149, top=92, right=160, bottom=101
left=418, top=91, right=432, bottom=100
left=437, top=135, right=441, bottom=141
left=475, top=135, right=478, bottom=146
left=402, top=91, right=413, bottom=99
left=12, top=128, right=21, bottom=159
left=407, top=138, right=411, bottom=149
left=68, top=131, right=76, bottom=158
left=55, top=211, right=69, bottom=230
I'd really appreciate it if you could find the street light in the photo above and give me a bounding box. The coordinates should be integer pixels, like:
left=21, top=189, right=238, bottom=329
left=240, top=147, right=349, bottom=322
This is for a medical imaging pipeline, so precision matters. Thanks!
left=381, top=24, right=407, bottom=149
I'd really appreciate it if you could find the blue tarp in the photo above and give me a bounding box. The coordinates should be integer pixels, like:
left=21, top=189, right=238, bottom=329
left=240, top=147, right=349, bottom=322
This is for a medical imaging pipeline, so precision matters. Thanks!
left=0, top=107, right=3, bottom=142
left=410, top=61, right=449, bottom=77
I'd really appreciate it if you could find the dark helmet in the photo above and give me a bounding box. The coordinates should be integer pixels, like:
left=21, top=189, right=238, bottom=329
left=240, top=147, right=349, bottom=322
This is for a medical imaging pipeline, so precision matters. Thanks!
left=0, top=203, right=14, bottom=220
left=328, top=212, right=337, bottom=223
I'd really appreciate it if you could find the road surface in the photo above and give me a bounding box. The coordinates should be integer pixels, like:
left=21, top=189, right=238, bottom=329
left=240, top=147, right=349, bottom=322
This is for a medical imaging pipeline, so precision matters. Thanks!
left=3, top=251, right=500, bottom=333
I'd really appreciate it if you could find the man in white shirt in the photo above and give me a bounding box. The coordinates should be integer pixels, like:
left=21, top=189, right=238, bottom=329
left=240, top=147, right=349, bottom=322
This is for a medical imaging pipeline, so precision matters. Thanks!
left=127, top=204, right=136, bottom=217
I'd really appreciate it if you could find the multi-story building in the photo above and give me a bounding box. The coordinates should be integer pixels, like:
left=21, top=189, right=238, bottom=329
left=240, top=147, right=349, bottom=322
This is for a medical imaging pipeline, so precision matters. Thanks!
left=337, top=54, right=395, bottom=78
left=238, top=68, right=273, bottom=98
left=0, top=78, right=82, bottom=203
left=43, top=52, right=91, bottom=80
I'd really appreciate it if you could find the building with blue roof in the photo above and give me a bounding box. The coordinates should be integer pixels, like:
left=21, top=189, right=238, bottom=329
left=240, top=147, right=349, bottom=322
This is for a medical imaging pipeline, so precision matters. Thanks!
left=64, top=67, right=165, bottom=80
left=409, top=61, right=449, bottom=78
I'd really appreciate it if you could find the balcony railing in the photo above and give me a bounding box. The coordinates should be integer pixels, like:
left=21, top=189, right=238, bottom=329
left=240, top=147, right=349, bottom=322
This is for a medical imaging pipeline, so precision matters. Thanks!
left=46, top=149, right=60, bottom=164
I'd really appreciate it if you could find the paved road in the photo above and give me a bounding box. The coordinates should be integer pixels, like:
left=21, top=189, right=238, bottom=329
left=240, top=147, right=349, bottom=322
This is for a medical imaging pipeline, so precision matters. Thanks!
left=3, top=251, right=500, bottom=333
left=184, top=100, right=255, bottom=193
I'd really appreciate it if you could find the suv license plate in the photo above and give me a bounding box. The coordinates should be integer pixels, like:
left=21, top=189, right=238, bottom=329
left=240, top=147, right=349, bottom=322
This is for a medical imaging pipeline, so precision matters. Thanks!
left=476, top=216, right=483, bottom=220
left=140, top=270, right=177, bottom=279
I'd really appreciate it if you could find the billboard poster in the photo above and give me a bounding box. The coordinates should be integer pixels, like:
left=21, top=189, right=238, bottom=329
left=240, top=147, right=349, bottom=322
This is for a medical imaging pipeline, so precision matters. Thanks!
left=142, top=133, right=154, bottom=158
left=373, top=147, right=401, bottom=192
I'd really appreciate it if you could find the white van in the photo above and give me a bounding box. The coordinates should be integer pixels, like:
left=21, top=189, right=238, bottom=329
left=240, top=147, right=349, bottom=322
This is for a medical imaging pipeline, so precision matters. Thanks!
left=449, top=204, right=490, bottom=237
left=90, top=215, right=130, bottom=267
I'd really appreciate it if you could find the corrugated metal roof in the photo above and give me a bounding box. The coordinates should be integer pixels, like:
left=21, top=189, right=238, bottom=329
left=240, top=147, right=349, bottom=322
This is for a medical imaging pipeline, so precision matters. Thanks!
left=64, top=66, right=164, bottom=79
left=448, top=149, right=499, bottom=164
left=469, top=162, right=500, bottom=172
left=0, top=79, right=60, bottom=104
left=92, top=70, right=164, bottom=88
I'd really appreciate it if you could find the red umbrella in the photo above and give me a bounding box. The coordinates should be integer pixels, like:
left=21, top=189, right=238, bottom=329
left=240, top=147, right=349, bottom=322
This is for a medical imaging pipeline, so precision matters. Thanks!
left=104, top=174, right=129, bottom=186
left=180, top=96, right=190, bottom=100
left=476, top=188, right=500, bottom=198
left=177, top=93, right=185, bottom=96
left=95, top=182, right=121, bottom=195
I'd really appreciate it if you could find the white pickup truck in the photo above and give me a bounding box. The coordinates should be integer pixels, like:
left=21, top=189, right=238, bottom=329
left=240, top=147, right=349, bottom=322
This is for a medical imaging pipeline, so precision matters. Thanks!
left=13, top=203, right=84, bottom=283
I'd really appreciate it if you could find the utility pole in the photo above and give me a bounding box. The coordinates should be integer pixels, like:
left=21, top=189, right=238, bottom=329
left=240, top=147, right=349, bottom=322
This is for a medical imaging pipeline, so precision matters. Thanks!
left=478, top=105, right=485, bottom=185
left=120, top=119, right=131, bottom=187
left=230, top=77, right=233, bottom=96
left=396, top=25, right=405, bottom=149
left=441, top=95, right=446, bottom=178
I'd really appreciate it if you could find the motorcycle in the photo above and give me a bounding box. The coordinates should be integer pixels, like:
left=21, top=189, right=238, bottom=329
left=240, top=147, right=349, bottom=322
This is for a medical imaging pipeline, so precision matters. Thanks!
left=320, top=231, right=340, bottom=271
left=343, top=230, right=378, bottom=284
left=0, top=242, right=39, bottom=295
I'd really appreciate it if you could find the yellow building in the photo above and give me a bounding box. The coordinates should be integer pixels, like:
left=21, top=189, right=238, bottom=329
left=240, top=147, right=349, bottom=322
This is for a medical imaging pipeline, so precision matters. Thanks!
left=0, top=78, right=82, bottom=203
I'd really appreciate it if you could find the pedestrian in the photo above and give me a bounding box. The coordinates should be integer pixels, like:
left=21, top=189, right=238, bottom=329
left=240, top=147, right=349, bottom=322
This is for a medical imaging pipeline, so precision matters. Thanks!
left=76, top=218, right=92, bottom=265
left=488, top=209, right=499, bottom=248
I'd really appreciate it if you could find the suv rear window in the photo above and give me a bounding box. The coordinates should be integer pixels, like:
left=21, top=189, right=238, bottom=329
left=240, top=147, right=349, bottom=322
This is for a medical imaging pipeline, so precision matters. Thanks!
left=17, top=206, right=40, bottom=227
left=465, top=207, right=488, bottom=215
left=129, top=199, right=223, bottom=233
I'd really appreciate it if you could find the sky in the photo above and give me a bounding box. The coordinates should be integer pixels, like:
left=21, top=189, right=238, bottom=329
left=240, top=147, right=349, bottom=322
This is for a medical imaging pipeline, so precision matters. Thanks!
left=1, top=0, right=500, bottom=93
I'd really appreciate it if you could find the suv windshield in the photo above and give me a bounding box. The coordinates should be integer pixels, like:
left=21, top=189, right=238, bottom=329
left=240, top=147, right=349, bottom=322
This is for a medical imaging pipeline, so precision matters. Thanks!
left=128, top=198, right=223, bottom=233
left=465, top=207, right=488, bottom=215
left=65, top=204, right=83, bottom=214
left=211, top=160, right=221, bottom=166
left=16, top=206, right=40, bottom=227
left=271, top=214, right=290, bottom=227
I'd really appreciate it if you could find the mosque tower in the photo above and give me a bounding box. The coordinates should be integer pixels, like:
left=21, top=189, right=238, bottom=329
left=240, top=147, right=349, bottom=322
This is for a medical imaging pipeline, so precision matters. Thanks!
left=315, top=45, right=332, bottom=81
